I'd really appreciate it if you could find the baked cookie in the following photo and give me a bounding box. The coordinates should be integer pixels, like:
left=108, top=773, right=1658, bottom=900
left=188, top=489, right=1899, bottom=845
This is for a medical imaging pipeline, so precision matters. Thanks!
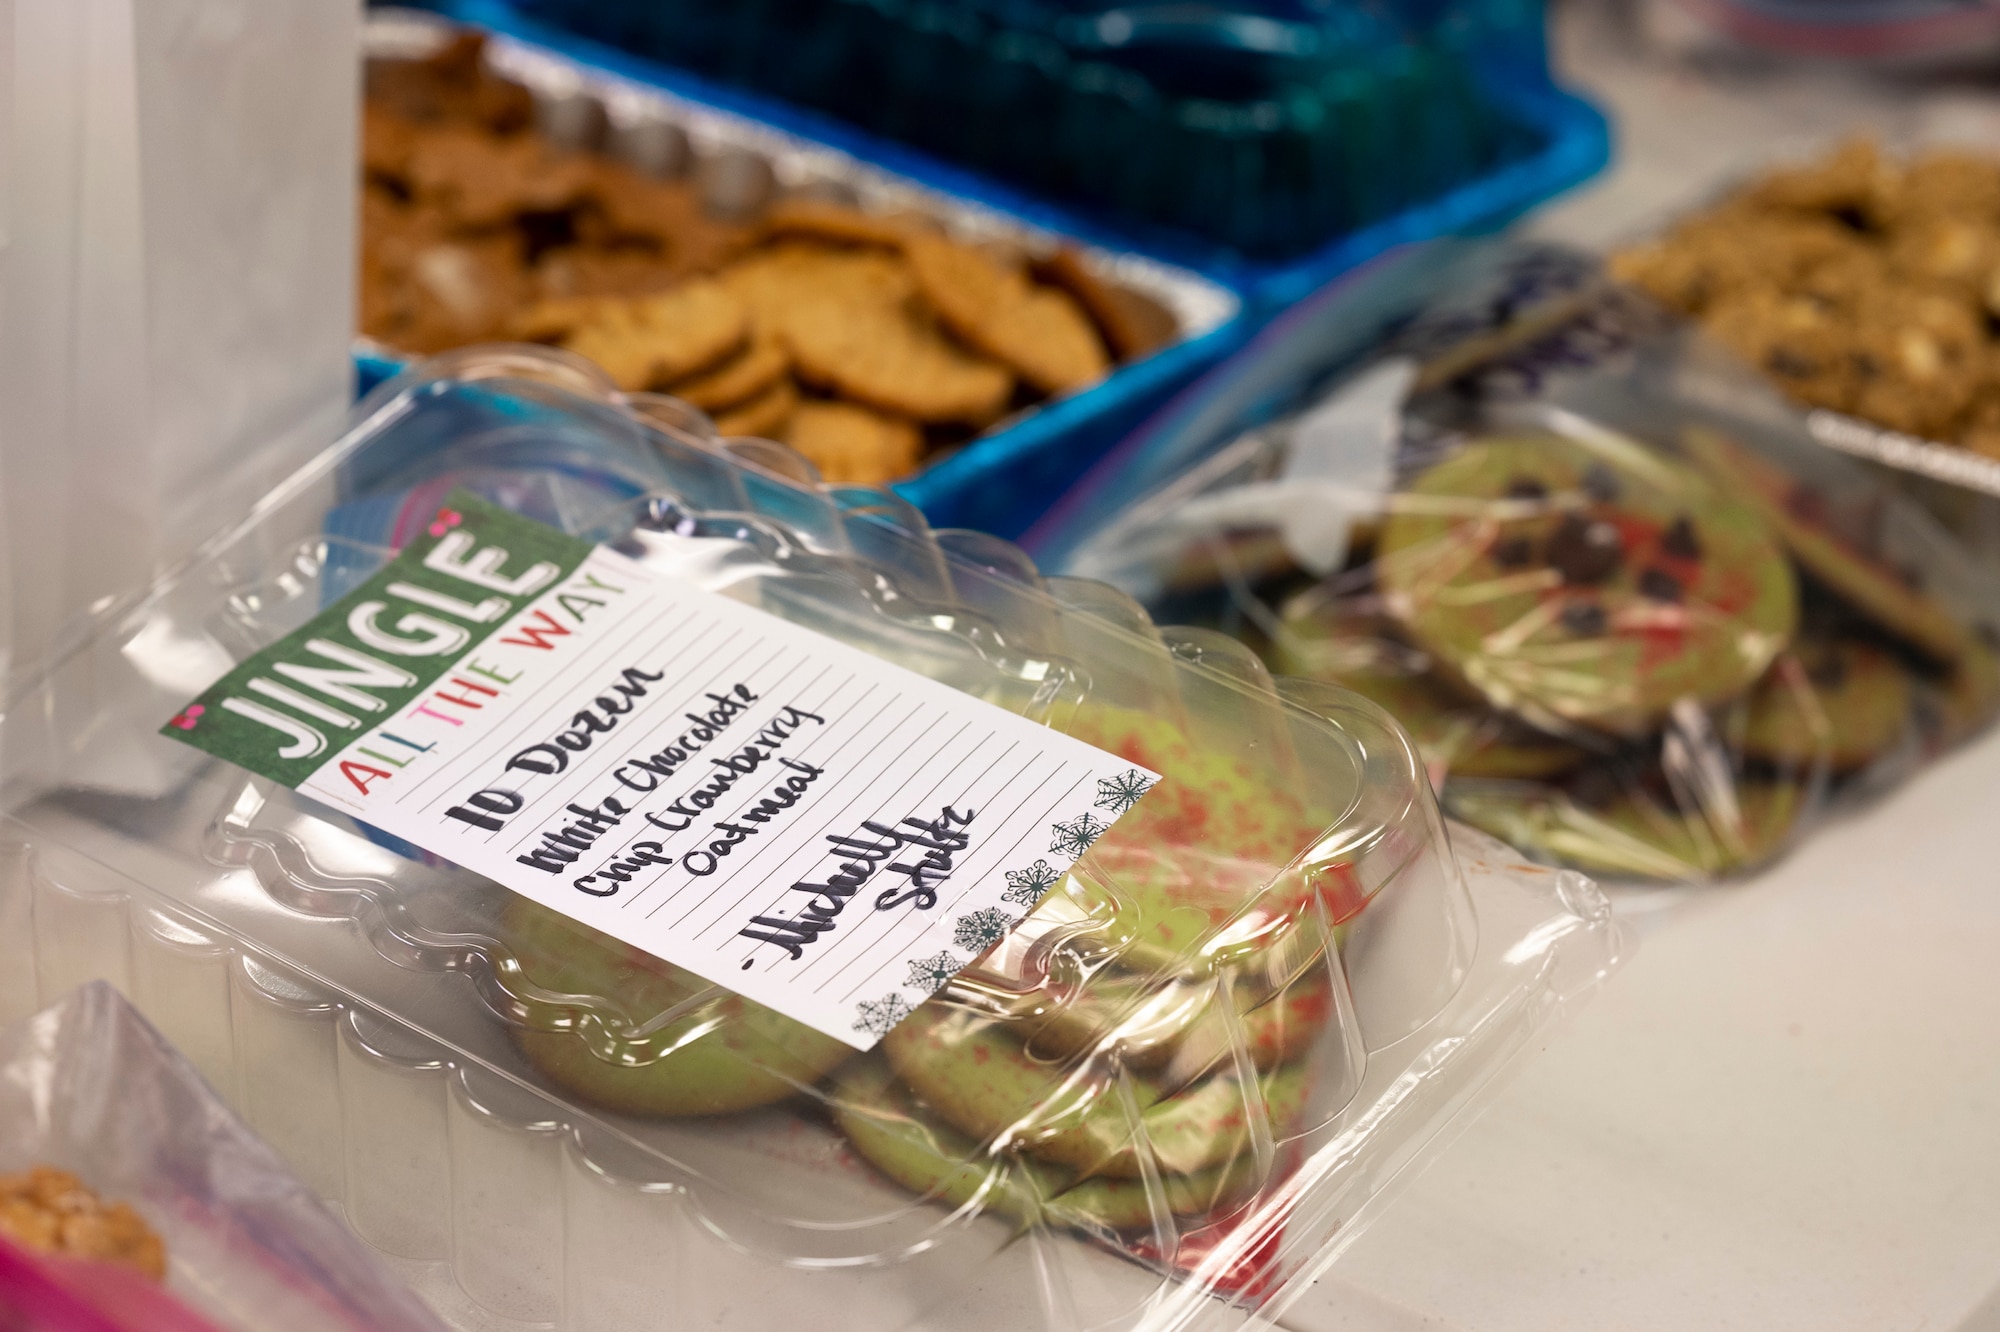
left=990, top=966, right=1333, bottom=1072
left=1884, top=213, right=2000, bottom=300
left=1683, top=426, right=1968, bottom=665
left=711, top=375, right=799, bottom=440
left=1934, top=635, right=2000, bottom=746
left=783, top=399, right=924, bottom=485
left=1274, top=600, right=1587, bottom=781
left=1878, top=147, right=2000, bottom=227
left=1032, top=248, right=1178, bottom=361
left=1702, top=285, right=1864, bottom=415
left=666, top=330, right=790, bottom=412
left=905, top=233, right=1110, bottom=395
left=0, top=1167, right=167, bottom=1282
left=518, top=277, right=750, bottom=391
left=365, top=231, right=528, bottom=354
left=1737, top=639, right=1915, bottom=773
left=882, top=1004, right=1309, bottom=1177
left=720, top=242, right=918, bottom=329
left=1610, top=209, right=1864, bottom=317
left=404, top=124, right=594, bottom=229
left=502, top=899, right=851, bottom=1116
left=1448, top=777, right=1803, bottom=881
left=778, top=290, right=1014, bottom=425
left=1744, top=136, right=1891, bottom=217
left=1376, top=431, right=1799, bottom=736
left=760, top=197, right=923, bottom=250
left=833, top=1056, right=1260, bottom=1230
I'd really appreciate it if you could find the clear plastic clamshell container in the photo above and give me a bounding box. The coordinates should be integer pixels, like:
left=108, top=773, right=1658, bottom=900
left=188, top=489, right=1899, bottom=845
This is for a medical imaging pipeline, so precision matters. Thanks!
left=0, top=347, right=1619, bottom=1331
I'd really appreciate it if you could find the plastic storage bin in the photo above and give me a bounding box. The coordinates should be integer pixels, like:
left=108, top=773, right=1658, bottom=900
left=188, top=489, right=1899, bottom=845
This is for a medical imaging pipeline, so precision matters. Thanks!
left=478, top=0, right=1584, bottom=265
left=0, top=348, right=1619, bottom=1331
left=438, top=0, right=1609, bottom=310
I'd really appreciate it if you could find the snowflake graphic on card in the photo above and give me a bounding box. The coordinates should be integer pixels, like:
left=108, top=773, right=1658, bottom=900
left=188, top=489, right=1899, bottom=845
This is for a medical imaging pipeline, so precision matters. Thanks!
left=853, top=993, right=916, bottom=1040
left=1001, top=859, right=1061, bottom=908
left=1048, top=813, right=1108, bottom=859
left=1093, top=768, right=1155, bottom=816
left=903, top=951, right=962, bottom=996
left=951, top=907, right=1015, bottom=956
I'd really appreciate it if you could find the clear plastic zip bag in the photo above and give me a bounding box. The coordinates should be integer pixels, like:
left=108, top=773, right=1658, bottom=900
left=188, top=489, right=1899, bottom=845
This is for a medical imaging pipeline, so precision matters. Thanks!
left=1052, top=240, right=2000, bottom=883
left=0, top=982, right=446, bottom=1332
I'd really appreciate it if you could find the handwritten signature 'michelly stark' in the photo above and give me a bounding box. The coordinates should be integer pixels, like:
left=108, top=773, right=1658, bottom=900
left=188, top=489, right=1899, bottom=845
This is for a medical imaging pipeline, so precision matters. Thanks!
left=737, top=807, right=976, bottom=963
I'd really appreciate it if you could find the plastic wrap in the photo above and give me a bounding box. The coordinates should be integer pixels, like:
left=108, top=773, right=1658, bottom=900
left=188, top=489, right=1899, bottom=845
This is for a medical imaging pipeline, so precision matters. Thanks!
left=0, top=346, right=1618, bottom=1330
left=0, top=982, right=446, bottom=1332
left=1052, top=240, right=2000, bottom=884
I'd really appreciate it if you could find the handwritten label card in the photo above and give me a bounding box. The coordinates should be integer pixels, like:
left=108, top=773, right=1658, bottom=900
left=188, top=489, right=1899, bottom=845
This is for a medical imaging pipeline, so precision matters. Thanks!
left=163, top=492, right=1157, bottom=1048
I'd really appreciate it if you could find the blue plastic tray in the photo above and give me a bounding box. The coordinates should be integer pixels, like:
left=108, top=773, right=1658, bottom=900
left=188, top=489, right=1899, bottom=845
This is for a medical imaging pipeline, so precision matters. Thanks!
left=361, top=1, right=1609, bottom=538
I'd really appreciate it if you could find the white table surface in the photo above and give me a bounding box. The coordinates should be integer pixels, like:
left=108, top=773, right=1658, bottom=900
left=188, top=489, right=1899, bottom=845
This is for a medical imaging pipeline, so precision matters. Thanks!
left=1282, top=9, right=2000, bottom=1329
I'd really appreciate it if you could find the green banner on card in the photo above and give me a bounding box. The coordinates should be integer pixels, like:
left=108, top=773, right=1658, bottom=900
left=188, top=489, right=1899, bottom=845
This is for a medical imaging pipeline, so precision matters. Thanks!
left=162, top=490, right=595, bottom=788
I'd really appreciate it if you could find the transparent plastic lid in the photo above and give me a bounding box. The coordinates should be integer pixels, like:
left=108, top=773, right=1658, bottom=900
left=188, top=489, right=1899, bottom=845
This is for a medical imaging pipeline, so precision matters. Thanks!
left=0, top=347, right=1619, bottom=1327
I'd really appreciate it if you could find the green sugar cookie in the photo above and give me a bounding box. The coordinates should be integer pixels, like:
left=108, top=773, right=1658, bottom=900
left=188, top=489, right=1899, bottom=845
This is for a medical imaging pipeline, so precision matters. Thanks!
left=502, top=899, right=852, bottom=1117
left=1449, top=777, right=1802, bottom=881
left=1738, top=639, right=1915, bottom=773
left=1937, top=637, right=2000, bottom=746
left=1684, top=427, right=1968, bottom=666
left=1273, top=601, right=1587, bottom=781
left=1050, top=706, right=1345, bottom=970
left=833, top=1056, right=1260, bottom=1231
left=1002, top=967, right=1334, bottom=1070
left=1061, top=704, right=1321, bottom=867
left=1377, top=431, right=1798, bottom=736
left=881, top=1002, right=1310, bottom=1177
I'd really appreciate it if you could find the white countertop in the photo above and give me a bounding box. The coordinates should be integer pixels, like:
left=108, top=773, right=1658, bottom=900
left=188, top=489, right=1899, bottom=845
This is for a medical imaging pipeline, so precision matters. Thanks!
left=1285, top=723, right=2000, bottom=1332
left=1281, top=9, right=2000, bottom=1329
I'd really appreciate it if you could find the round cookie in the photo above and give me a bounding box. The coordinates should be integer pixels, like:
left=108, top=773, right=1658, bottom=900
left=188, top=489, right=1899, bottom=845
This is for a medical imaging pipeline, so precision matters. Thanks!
left=760, top=197, right=923, bottom=250
left=1004, top=968, right=1333, bottom=1071
left=1060, top=704, right=1320, bottom=869
left=833, top=1056, right=1260, bottom=1230
left=1377, top=431, right=1798, bottom=736
left=1683, top=427, right=1967, bottom=665
left=778, top=291, right=1014, bottom=426
left=501, top=898, right=851, bottom=1116
left=1032, top=248, right=1178, bottom=361
left=784, top=399, right=924, bottom=485
left=665, top=330, right=789, bottom=413
left=1937, top=636, right=2000, bottom=745
left=720, top=242, right=918, bottom=328
left=711, top=375, right=798, bottom=440
left=1052, top=705, right=1339, bottom=971
left=1448, top=777, right=1802, bottom=881
left=1274, top=600, right=1587, bottom=782
left=882, top=1003, right=1309, bottom=1178
left=546, top=277, right=750, bottom=391
left=1737, top=638, right=1915, bottom=773
left=1702, top=286, right=1863, bottom=416
left=905, top=234, right=1110, bottom=395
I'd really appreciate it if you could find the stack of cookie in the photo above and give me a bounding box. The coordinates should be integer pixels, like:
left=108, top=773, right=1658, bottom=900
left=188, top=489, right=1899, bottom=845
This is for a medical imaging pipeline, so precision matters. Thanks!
left=361, top=31, right=1177, bottom=486
left=507, top=205, right=1147, bottom=483
left=1270, top=425, right=2000, bottom=881
left=1611, top=138, right=2000, bottom=457
left=499, top=705, right=1347, bottom=1235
